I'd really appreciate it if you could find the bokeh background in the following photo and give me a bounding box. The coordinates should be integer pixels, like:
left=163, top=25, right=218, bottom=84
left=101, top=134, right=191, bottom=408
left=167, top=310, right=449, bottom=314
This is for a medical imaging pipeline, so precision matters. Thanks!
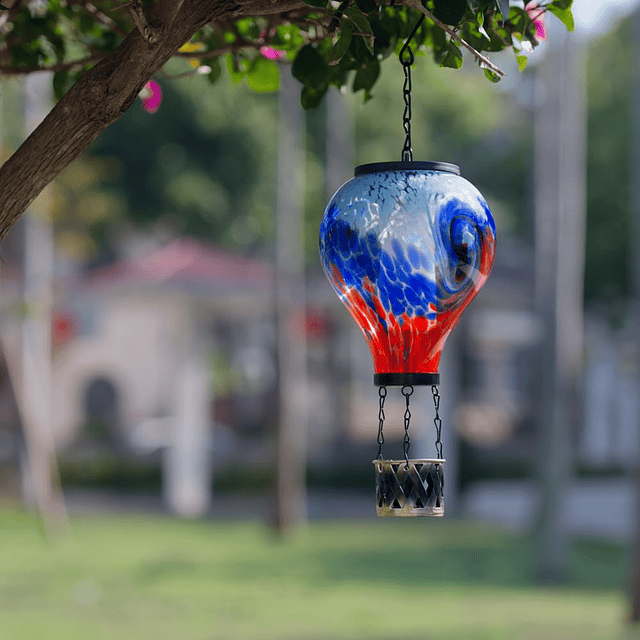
left=2, top=1, right=640, bottom=638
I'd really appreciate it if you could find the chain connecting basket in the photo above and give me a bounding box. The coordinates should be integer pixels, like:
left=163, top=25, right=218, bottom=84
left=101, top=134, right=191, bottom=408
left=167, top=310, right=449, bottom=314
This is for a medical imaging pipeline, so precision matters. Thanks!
left=374, top=459, right=445, bottom=517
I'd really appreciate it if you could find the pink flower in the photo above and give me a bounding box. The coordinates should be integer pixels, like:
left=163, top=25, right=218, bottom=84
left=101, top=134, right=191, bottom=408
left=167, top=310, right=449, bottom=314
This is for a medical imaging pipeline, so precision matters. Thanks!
left=139, top=80, right=162, bottom=114
left=525, top=1, right=546, bottom=42
left=260, top=46, right=284, bottom=61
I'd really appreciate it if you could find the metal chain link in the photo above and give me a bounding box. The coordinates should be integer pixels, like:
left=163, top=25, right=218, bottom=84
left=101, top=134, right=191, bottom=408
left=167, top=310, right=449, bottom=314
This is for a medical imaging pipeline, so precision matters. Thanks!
left=432, top=384, right=443, bottom=459
left=377, top=385, right=387, bottom=459
left=399, top=14, right=425, bottom=162
left=401, top=385, right=414, bottom=466
left=401, top=56, right=413, bottom=162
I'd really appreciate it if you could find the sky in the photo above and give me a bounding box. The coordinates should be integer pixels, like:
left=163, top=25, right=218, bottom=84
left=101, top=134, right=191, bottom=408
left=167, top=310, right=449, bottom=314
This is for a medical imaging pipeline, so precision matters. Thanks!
left=573, top=0, right=639, bottom=35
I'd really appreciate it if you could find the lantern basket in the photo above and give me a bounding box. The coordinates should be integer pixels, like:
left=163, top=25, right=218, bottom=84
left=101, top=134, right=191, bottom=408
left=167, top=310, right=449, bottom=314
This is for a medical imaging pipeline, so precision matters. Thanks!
left=374, top=458, right=445, bottom=517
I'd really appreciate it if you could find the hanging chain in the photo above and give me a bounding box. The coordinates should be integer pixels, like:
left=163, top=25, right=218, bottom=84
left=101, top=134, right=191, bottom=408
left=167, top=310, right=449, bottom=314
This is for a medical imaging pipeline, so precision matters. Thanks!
left=401, top=54, right=413, bottom=162
left=377, top=385, right=387, bottom=459
left=432, top=384, right=443, bottom=459
left=399, top=14, right=425, bottom=162
left=401, top=385, right=414, bottom=466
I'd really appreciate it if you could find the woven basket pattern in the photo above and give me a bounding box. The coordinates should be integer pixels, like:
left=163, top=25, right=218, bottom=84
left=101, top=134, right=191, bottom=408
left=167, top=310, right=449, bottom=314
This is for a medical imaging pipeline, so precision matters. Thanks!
left=374, top=459, right=445, bottom=517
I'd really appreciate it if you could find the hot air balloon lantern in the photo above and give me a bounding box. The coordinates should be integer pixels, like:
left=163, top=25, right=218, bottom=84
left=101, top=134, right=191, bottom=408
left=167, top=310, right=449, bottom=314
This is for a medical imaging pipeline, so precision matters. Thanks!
left=318, top=17, right=496, bottom=517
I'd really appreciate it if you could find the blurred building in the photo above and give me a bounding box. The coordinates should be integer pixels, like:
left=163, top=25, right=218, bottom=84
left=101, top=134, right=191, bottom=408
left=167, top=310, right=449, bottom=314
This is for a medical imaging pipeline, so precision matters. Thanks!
left=50, top=237, right=274, bottom=450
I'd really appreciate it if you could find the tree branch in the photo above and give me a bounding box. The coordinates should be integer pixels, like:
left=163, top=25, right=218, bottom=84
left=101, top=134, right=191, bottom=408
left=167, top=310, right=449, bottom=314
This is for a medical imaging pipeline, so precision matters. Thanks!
left=153, top=0, right=186, bottom=31
left=404, top=0, right=505, bottom=78
left=0, top=54, right=106, bottom=76
left=128, top=0, right=161, bottom=43
left=70, top=0, right=128, bottom=37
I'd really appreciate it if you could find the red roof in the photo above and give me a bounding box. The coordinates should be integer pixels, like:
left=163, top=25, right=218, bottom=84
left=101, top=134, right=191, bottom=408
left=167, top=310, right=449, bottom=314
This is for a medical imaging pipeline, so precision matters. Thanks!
left=85, top=238, right=273, bottom=293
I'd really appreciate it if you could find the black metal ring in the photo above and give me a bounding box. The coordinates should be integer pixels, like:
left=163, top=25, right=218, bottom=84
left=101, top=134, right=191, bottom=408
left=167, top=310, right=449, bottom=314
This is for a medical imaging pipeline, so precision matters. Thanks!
left=374, top=373, right=440, bottom=386
left=355, top=161, right=460, bottom=176
left=399, top=13, right=425, bottom=66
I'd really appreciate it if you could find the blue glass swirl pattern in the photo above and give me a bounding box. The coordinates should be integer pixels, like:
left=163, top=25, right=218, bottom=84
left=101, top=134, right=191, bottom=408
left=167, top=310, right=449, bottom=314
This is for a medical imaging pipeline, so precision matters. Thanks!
left=319, top=168, right=496, bottom=375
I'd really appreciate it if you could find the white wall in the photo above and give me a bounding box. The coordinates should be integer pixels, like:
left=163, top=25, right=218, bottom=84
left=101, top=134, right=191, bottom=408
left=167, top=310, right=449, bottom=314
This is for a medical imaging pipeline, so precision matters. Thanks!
left=52, top=290, right=190, bottom=447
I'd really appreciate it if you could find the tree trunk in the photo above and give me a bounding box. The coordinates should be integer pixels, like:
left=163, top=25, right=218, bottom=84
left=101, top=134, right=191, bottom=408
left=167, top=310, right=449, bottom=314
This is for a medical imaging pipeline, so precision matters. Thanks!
left=533, top=24, right=586, bottom=583
left=271, top=69, right=308, bottom=534
left=626, top=6, right=640, bottom=623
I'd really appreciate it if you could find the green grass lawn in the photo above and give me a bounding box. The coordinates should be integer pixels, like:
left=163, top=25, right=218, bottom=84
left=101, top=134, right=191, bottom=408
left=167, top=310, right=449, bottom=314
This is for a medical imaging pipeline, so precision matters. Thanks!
left=0, top=509, right=637, bottom=640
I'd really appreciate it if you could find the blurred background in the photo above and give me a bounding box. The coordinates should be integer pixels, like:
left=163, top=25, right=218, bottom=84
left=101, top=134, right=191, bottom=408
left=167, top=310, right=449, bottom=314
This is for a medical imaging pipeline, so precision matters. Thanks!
left=2, top=1, right=640, bottom=638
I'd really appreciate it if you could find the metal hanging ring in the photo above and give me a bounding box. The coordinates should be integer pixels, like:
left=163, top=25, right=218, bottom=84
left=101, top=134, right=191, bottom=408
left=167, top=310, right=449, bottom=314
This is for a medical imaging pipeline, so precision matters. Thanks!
left=399, top=13, right=425, bottom=66
left=401, top=385, right=414, bottom=398
left=399, top=14, right=425, bottom=162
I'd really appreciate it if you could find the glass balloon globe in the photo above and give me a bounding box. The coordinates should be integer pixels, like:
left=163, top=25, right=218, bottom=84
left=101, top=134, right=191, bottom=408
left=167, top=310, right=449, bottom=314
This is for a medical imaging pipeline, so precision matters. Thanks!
left=319, top=161, right=496, bottom=386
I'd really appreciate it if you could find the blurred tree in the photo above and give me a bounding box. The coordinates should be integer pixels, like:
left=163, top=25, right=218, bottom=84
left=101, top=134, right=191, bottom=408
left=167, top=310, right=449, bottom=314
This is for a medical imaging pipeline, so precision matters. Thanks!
left=585, top=15, right=633, bottom=314
left=54, top=71, right=279, bottom=262
left=0, top=0, right=572, bottom=242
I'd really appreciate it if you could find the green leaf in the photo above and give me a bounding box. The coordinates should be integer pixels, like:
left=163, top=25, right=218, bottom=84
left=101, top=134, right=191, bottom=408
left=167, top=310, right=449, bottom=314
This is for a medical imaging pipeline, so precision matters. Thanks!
left=292, top=44, right=329, bottom=87
left=52, top=70, right=70, bottom=101
left=547, top=5, right=574, bottom=31
left=344, top=6, right=372, bottom=34
left=440, top=41, right=463, bottom=69
left=328, top=20, right=353, bottom=64
left=271, top=24, right=305, bottom=53
left=550, top=0, right=572, bottom=9
left=225, top=53, right=244, bottom=83
left=352, top=57, right=380, bottom=92
left=356, top=0, right=377, bottom=13
left=344, top=6, right=374, bottom=54
left=483, top=67, right=501, bottom=82
left=203, top=33, right=225, bottom=52
left=476, top=11, right=491, bottom=40
left=300, top=84, right=328, bottom=109
left=516, top=53, right=527, bottom=71
left=304, top=0, right=327, bottom=6
left=203, top=57, right=222, bottom=85
left=246, top=56, right=280, bottom=92
left=326, top=48, right=355, bottom=88
left=432, top=0, right=467, bottom=26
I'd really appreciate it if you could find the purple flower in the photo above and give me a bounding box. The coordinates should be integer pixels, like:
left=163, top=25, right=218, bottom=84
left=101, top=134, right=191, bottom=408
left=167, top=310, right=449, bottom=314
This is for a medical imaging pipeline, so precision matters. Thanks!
left=260, top=46, right=284, bottom=61
left=525, top=1, right=547, bottom=42
left=140, top=80, right=162, bottom=114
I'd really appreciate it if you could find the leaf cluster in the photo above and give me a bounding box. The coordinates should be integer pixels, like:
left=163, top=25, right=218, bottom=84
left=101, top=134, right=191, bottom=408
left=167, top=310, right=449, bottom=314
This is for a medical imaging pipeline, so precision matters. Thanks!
left=0, top=0, right=574, bottom=107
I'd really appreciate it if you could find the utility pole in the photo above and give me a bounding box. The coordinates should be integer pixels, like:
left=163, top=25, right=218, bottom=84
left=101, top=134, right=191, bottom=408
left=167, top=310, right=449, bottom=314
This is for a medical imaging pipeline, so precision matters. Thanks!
left=326, top=88, right=353, bottom=196
left=533, top=26, right=587, bottom=581
left=20, top=74, right=67, bottom=530
left=325, top=88, right=353, bottom=449
left=272, top=68, right=308, bottom=534
left=164, top=328, right=212, bottom=518
left=626, top=6, right=640, bottom=622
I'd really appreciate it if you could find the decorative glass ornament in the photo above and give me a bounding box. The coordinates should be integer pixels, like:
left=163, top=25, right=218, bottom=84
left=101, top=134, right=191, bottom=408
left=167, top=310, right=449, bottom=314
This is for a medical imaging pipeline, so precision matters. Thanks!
left=319, top=161, right=496, bottom=517
left=319, top=161, right=496, bottom=385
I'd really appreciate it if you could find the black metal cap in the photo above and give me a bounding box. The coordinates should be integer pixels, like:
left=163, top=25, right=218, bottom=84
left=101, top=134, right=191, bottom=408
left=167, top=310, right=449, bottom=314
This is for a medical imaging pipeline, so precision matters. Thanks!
left=374, top=372, right=440, bottom=387
left=355, top=161, right=460, bottom=177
